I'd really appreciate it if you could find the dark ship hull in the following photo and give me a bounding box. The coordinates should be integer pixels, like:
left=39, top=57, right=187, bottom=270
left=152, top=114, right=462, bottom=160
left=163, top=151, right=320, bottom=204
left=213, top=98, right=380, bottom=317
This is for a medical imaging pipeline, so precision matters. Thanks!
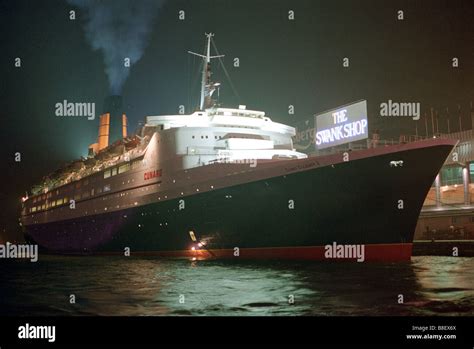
left=23, top=139, right=456, bottom=262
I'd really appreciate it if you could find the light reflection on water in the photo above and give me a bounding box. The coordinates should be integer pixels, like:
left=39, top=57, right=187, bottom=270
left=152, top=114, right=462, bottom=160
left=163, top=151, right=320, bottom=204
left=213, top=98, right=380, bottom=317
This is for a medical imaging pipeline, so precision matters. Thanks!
left=0, top=256, right=473, bottom=316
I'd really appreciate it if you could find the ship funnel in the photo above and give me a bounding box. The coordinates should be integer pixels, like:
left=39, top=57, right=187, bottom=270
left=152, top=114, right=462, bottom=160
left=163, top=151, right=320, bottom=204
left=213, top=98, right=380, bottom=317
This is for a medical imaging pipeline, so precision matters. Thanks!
left=89, top=95, right=128, bottom=155
left=102, top=95, right=127, bottom=146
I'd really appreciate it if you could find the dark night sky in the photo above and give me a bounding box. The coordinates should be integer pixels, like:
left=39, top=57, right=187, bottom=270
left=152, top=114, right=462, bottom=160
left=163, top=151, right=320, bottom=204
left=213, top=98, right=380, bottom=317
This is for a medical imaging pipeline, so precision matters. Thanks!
left=1, top=0, right=473, bottom=238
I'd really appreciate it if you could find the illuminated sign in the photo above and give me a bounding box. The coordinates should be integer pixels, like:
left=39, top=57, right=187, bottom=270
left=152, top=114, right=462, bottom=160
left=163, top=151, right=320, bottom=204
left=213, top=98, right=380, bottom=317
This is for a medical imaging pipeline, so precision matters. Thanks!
left=314, top=100, right=368, bottom=149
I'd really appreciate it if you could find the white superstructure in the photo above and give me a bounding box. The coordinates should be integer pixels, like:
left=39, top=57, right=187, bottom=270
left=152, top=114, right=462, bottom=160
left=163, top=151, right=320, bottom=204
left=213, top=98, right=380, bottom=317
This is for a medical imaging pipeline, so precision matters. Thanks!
left=145, top=106, right=305, bottom=170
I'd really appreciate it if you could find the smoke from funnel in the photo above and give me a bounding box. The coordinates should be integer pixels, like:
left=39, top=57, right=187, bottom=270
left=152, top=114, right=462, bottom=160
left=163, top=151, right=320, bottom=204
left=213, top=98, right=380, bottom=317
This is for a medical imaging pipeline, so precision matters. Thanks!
left=67, top=0, right=163, bottom=94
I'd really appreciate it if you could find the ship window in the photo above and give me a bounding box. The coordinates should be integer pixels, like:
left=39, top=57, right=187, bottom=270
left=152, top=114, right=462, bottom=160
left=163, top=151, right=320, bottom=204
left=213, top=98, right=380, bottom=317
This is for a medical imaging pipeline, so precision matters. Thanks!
left=91, top=188, right=95, bottom=196
left=441, top=166, right=462, bottom=186
left=112, top=168, right=118, bottom=176
left=76, top=182, right=81, bottom=189
left=52, top=201, right=56, bottom=207
left=104, top=170, right=111, bottom=179
left=119, top=163, right=130, bottom=174
left=82, top=191, right=90, bottom=199
left=97, top=187, right=103, bottom=194
left=132, top=160, right=141, bottom=169
left=201, top=136, right=204, bottom=139
left=192, top=136, right=195, bottom=139
left=74, top=194, right=81, bottom=200
left=104, top=184, right=111, bottom=192
left=56, top=199, right=63, bottom=205
left=64, top=197, right=69, bottom=204
left=84, top=179, right=89, bottom=186
left=33, top=198, right=36, bottom=203
left=31, top=207, right=37, bottom=212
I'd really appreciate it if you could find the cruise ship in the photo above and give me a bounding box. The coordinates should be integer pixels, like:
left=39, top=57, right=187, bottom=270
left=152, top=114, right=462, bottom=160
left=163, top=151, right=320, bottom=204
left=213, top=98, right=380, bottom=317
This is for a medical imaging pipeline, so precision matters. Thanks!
left=20, top=34, right=457, bottom=261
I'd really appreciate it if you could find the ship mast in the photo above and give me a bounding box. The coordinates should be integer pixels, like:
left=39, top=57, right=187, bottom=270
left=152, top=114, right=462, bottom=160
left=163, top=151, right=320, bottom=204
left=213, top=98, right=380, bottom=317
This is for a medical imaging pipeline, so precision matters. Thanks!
left=188, top=33, right=224, bottom=110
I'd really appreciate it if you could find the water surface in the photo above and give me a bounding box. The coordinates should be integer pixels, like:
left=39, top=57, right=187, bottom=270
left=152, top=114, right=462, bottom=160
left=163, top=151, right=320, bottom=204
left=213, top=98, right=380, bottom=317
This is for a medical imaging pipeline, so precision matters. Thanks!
left=0, top=256, right=473, bottom=316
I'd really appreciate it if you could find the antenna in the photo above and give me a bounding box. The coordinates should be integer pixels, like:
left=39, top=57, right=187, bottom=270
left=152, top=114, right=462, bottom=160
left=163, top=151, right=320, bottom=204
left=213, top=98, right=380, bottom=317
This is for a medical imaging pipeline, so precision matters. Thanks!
left=188, top=33, right=224, bottom=110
